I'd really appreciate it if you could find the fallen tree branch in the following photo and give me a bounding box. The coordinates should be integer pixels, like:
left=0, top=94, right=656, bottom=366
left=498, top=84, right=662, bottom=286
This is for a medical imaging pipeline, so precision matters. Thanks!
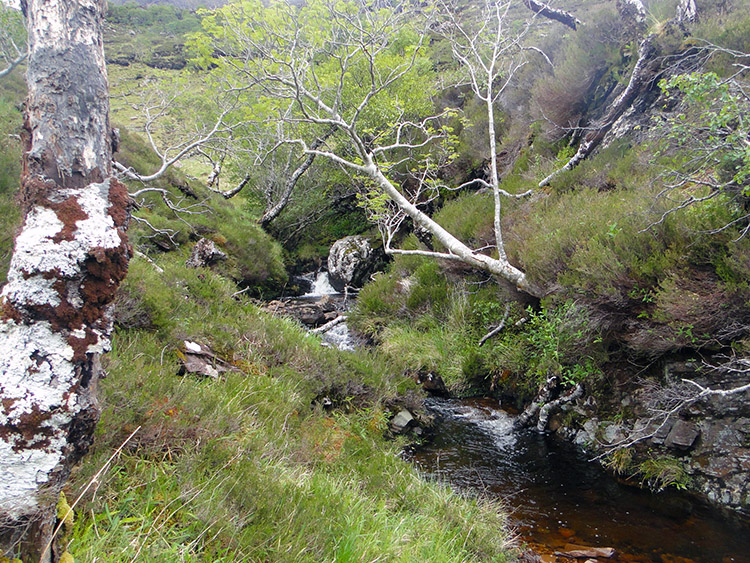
left=537, top=383, right=584, bottom=432
left=522, top=0, right=582, bottom=30
left=311, top=314, right=348, bottom=334
left=514, top=375, right=558, bottom=430
left=478, top=303, right=511, bottom=347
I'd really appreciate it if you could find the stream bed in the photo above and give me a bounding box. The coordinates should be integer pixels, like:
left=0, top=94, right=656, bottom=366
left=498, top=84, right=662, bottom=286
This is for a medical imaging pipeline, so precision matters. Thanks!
left=407, top=397, right=750, bottom=562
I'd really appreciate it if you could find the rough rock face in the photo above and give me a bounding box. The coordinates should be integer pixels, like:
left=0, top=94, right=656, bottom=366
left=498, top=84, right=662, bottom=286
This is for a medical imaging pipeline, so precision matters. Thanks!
left=327, top=236, right=379, bottom=291
left=263, top=296, right=341, bottom=328
left=559, top=361, right=750, bottom=515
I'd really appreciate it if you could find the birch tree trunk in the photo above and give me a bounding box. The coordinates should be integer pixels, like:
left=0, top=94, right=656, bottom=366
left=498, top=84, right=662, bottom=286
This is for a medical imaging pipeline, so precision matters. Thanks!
left=0, top=1, right=129, bottom=560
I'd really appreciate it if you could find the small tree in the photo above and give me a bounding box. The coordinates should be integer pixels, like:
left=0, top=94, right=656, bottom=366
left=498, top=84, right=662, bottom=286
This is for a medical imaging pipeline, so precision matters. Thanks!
left=196, top=0, right=552, bottom=295
left=646, top=51, right=750, bottom=233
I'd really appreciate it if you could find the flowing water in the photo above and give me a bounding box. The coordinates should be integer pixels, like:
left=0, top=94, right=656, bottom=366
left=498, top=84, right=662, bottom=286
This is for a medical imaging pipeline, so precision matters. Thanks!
left=306, top=271, right=338, bottom=296
left=408, top=397, right=750, bottom=562
left=298, top=271, right=360, bottom=351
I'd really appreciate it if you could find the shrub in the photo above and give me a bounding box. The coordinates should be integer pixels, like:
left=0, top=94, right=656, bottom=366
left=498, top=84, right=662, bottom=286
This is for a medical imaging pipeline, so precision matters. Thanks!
left=638, top=456, right=690, bottom=491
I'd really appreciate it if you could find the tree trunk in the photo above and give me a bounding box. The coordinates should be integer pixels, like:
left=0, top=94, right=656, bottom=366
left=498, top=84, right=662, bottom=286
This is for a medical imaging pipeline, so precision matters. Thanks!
left=538, top=35, right=658, bottom=187
left=0, top=1, right=129, bottom=560
left=260, top=132, right=332, bottom=229
left=522, top=0, right=581, bottom=30
left=367, top=161, right=540, bottom=296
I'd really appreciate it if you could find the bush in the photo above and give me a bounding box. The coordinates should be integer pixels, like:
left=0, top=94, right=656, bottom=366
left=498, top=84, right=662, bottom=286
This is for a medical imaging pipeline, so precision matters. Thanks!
left=531, top=7, right=623, bottom=140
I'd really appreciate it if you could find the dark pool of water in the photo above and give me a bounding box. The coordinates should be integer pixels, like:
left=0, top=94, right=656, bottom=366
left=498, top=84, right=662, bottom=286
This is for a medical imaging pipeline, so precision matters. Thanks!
left=408, top=397, right=750, bottom=563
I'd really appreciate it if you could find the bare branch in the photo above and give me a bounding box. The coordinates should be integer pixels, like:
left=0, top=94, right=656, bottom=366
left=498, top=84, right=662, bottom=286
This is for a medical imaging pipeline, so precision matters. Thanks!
left=478, top=303, right=511, bottom=347
left=592, top=356, right=750, bottom=461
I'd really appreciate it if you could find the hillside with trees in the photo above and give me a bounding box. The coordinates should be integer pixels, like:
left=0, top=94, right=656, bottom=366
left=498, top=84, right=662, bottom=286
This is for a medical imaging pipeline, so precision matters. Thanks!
left=1, top=0, right=749, bottom=561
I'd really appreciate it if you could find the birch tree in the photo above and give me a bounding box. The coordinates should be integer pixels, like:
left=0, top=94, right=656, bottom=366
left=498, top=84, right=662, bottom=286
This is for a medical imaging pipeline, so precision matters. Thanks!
left=0, top=1, right=129, bottom=560
left=0, top=3, right=26, bottom=79
left=196, top=0, right=546, bottom=295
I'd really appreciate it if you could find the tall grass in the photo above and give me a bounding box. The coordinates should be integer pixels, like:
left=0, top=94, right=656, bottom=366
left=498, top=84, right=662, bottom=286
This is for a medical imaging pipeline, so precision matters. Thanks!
left=66, top=254, right=516, bottom=562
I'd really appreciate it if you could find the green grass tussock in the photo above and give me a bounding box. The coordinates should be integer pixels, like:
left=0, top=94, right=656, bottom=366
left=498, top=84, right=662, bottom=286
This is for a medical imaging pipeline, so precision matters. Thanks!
left=65, top=254, right=516, bottom=562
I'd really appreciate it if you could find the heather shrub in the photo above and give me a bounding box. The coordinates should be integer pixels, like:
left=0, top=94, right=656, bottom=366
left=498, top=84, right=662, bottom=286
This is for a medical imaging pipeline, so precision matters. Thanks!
left=531, top=7, right=623, bottom=140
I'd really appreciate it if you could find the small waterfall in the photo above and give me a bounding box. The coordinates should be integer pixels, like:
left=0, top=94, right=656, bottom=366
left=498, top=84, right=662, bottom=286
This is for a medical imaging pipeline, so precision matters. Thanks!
left=321, top=322, right=357, bottom=351
left=295, top=270, right=359, bottom=351
left=305, top=271, right=338, bottom=296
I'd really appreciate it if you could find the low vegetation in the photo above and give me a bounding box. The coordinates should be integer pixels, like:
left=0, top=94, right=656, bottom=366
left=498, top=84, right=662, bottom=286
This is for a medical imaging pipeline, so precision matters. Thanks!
left=2, top=0, right=750, bottom=558
left=65, top=253, right=515, bottom=562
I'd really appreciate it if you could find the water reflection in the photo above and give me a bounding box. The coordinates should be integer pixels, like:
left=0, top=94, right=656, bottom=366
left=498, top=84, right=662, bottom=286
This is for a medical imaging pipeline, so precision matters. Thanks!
left=409, top=398, right=750, bottom=562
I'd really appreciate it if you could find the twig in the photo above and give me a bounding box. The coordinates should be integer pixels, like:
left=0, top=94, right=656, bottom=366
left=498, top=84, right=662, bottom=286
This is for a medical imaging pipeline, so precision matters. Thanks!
left=40, top=426, right=142, bottom=562
left=478, top=304, right=511, bottom=347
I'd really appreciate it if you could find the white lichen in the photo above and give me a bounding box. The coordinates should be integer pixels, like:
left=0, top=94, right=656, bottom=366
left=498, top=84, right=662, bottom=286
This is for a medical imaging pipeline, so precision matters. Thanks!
left=1, top=180, right=120, bottom=310
left=0, top=319, right=78, bottom=519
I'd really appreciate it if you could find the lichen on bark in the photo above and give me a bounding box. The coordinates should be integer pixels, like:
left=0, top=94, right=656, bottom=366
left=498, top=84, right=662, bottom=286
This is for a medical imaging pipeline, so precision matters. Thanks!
left=0, top=0, right=130, bottom=560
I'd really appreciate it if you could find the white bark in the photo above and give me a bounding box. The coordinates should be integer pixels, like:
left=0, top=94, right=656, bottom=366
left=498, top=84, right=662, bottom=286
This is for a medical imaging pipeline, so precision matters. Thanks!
left=0, top=322, right=81, bottom=519
left=367, top=160, right=534, bottom=293
left=1, top=0, right=128, bottom=558
left=204, top=0, right=540, bottom=294
left=676, top=0, right=697, bottom=23
left=539, top=35, right=657, bottom=188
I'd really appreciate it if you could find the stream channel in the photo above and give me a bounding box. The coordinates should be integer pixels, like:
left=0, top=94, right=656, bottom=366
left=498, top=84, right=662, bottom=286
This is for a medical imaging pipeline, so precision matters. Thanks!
left=294, top=273, right=749, bottom=561
left=407, top=397, right=750, bottom=562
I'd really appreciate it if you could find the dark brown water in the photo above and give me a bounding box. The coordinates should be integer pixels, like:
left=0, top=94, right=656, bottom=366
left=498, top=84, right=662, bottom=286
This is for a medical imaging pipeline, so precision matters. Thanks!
left=408, top=398, right=750, bottom=563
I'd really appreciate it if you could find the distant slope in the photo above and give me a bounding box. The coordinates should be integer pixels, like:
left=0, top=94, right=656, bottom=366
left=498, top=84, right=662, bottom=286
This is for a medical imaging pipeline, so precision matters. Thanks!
left=107, top=0, right=227, bottom=9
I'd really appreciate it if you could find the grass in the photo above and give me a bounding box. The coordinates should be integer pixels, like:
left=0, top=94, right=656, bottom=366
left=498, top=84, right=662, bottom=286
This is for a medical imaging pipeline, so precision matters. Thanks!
left=0, top=73, right=24, bottom=284
left=115, top=127, right=288, bottom=296
left=63, top=253, right=517, bottom=562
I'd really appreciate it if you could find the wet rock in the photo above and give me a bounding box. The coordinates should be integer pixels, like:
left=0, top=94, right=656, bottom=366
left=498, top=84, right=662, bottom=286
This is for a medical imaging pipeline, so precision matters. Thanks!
left=664, top=420, right=700, bottom=450
left=186, top=238, right=226, bottom=268
left=602, top=423, right=626, bottom=445
left=574, top=429, right=592, bottom=447
left=548, top=413, right=564, bottom=433
left=555, top=544, right=616, bottom=559
left=327, top=235, right=381, bottom=291
left=290, top=274, right=314, bottom=295
left=704, top=456, right=737, bottom=480
left=417, top=372, right=449, bottom=397
left=651, top=419, right=674, bottom=445
left=264, top=297, right=339, bottom=327
left=390, top=409, right=415, bottom=434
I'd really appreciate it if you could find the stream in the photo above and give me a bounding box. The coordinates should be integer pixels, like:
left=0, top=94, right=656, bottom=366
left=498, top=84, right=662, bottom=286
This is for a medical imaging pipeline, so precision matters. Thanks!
left=294, top=271, right=360, bottom=351
left=289, top=273, right=749, bottom=560
left=408, top=397, right=750, bottom=563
